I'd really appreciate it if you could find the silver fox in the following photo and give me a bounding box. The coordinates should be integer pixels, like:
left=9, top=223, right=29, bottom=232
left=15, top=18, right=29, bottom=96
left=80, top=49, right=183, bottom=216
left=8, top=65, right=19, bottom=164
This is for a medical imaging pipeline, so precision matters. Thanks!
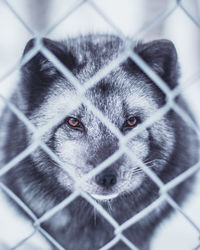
left=0, top=35, right=198, bottom=250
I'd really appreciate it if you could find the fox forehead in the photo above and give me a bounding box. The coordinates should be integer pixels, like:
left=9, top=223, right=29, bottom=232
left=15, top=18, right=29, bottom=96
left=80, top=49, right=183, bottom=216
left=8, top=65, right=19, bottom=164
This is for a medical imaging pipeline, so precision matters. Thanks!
left=29, top=53, right=159, bottom=131
left=30, top=78, right=158, bottom=134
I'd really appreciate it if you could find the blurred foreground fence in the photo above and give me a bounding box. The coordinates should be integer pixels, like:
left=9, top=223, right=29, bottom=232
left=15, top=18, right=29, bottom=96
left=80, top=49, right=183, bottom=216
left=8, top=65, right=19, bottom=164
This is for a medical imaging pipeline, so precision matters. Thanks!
left=0, top=0, right=200, bottom=249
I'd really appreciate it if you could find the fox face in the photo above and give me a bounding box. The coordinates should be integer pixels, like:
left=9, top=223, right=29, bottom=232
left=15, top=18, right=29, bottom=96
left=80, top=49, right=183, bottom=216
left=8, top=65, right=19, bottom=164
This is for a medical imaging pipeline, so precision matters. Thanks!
left=20, top=35, right=177, bottom=201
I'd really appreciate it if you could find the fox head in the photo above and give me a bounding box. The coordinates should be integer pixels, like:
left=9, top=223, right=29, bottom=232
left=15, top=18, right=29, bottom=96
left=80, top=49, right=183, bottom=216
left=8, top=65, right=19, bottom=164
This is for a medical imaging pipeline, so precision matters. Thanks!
left=20, top=35, right=179, bottom=201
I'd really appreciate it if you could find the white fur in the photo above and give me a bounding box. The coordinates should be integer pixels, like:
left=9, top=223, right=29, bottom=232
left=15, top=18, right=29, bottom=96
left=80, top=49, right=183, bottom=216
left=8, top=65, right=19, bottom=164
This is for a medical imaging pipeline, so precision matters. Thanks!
left=91, top=193, right=119, bottom=201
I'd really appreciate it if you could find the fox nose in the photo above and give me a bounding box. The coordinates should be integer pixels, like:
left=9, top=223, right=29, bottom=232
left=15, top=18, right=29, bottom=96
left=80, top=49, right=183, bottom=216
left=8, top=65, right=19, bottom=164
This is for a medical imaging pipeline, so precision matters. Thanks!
left=95, top=169, right=117, bottom=188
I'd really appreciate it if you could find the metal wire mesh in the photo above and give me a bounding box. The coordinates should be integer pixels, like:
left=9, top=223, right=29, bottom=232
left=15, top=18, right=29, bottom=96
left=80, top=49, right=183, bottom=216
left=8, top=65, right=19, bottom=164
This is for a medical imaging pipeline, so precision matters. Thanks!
left=0, top=0, right=200, bottom=249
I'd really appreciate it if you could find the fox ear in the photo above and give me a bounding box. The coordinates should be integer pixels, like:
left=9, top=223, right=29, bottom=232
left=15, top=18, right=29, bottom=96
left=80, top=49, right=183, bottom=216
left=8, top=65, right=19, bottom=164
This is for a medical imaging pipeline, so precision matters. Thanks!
left=22, top=37, right=78, bottom=76
left=23, top=38, right=36, bottom=56
left=23, top=38, right=66, bottom=57
left=20, top=38, right=79, bottom=110
left=134, top=39, right=179, bottom=89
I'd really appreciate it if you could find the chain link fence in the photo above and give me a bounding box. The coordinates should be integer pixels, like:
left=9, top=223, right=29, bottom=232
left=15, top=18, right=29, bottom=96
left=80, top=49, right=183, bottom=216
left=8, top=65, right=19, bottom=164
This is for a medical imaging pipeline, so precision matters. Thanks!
left=0, top=0, right=200, bottom=249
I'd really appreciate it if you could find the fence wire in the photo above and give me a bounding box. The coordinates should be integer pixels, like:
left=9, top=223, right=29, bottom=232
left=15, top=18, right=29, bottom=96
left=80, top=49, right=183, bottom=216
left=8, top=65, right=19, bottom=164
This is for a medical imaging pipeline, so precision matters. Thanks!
left=0, top=0, right=200, bottom=249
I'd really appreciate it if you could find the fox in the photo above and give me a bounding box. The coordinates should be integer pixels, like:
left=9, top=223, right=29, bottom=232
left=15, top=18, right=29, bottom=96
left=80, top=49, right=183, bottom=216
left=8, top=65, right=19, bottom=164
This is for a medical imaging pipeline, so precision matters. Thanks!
left=0, top=34, right=198, bottom=250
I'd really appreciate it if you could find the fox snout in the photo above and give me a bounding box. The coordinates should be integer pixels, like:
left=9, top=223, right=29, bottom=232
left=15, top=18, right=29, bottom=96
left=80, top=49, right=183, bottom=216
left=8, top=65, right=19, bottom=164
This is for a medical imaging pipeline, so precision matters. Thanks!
left=95, top=168, right=117, bottom=188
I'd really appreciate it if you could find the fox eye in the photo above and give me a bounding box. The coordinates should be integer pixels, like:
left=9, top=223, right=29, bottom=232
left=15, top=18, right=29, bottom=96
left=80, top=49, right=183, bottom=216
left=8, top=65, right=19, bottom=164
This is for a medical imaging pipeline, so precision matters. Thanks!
left=127, top=117, right=138, bottom=127
left=123, top=116, right=139, bottom=131
left=66, top=117, right=83, bottom=131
